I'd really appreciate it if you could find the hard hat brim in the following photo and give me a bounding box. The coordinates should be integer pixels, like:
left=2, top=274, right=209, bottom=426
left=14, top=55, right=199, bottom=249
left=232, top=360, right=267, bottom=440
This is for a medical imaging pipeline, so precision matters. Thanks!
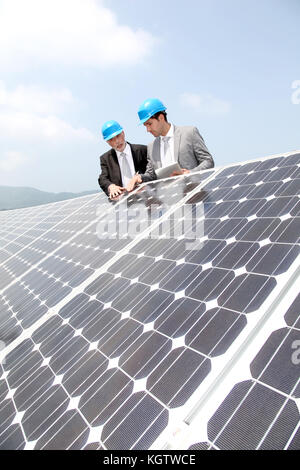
left=138, top=106, right=167, bottom=125
left=103, top=128, right=123, bottom=141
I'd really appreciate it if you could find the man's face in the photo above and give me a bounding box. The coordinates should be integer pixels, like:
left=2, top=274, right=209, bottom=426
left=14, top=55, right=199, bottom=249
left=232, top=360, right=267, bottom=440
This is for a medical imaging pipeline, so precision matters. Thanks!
left=107, top=131, right=126, bottom=152
left=143, top=115, right=165, bottom=137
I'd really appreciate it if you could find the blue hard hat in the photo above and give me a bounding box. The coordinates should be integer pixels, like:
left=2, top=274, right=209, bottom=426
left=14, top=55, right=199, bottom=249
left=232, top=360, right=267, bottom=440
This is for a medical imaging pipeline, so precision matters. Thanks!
left=101, top=120, right=123, bottom=141
left=138, top=98, right=167, bottom=124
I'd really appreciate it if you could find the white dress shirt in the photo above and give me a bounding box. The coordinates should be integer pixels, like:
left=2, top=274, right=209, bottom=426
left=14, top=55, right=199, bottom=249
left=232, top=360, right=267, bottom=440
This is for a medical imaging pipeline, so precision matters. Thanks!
left=160, top=123, right=175, bottom=167
left=116, top=143, right=136, bottom=187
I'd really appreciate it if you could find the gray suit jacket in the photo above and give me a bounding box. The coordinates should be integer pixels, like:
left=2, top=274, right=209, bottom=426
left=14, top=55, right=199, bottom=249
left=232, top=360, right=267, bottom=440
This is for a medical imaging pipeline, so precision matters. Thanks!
left=141, top=125, right=214, bottom=182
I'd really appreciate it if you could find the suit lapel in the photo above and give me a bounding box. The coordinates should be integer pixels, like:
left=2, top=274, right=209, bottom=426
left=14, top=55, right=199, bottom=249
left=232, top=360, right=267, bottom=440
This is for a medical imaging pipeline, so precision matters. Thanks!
left=152, top=138, right=162, bottom=168
left=129, top=143, right=138, bottom=172
left=111, top=149, right=122, bottom=185
left=173, top=125, right=181, bottom=162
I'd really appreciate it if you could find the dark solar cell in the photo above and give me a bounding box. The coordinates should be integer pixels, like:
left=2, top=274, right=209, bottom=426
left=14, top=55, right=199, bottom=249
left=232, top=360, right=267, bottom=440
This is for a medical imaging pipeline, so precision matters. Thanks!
left=13, top=366, right=55, bottom=411
left=68, top=267, right=94, bottom=287
left=138, top=258, right=176, bottom=284
left=250, top=328, right=300, bottom=396
left=189, top=442, right=211, bottom=450
left=247, top=181, right=283, bottom=199
left=119, top=331, right=172, bottom=379
left=111, top=283, right=150, bottom=312
left=2, top=338, right=34, bottom=371
left=0, top=424, right=25, bottom=450
left=256, top=196, right=297, bottom=218
left=258, top=401, right=299, bottom=450
left=216, top=165, right=241, bottom=178
left=121, top=256, right=154, bottom=279
left=147, top=347, right=211, bottom=407
left=218, top=273, right=276, bottom=313
left=290, top=199, right=300, bottom=216
left=185, top=307, right=247, bottom=356
left=7, top=350, right=44, bottom=389
left=84, top=272, right=114, bottom=296
left=263, top=166, right=296, bottom=182
left=0, top=377, right=8, bottom=402
left=21, top=385, right=69, bottom=441
left=155, top=298, right=205, bottom=338
left=275, top=179, right=300, bottom=197
left=236, top=218, right=280, bottom=242
left=229, top=199, right=266, bottom=218
left=79, top=369, right=133, bottom=426
left=62, top=350, right=108, bottom=397
left=186, top=239, right=227, bottom=265
left=0, top=399, right=16, bottom=436
left=39, top=324, right=75, bottom=357
left=246, top=243, right=299, bottom=275
left=97, top=318, right=144, bottom=358
left=35, top=410, right=89, bottom=450
left=186, top=268, right=235, bottom=302
left=284, top=292, right=300, bottom=328
left=240, top=170, right=270, bottom=185
left=269, top=218, right=300, bottom=243
left=96, top=277, right=131, bottom=304
left=58, top=292, right=89, bottom=319
left=101, top=392, right=168, bottom=450
left=277, top=153, right=300, bottom=167
left=81, top=308, right=121, bottom=343
left=203, top=201, right=236, bottom=218
left=49, top=335, right=89, bottom=374
left=209, top=218, right=246, bottom=239
left=234, top=161, right=262, bottom=174
left=144, top=238, right=177, bottom=257
left=255, top=157, right=284, bottom=171
left=108, top=254, right=136, bottom=274
left=159, top=263, right=202, bottom=292
left=208, top=381, right=282, bottom=449
left=287, top=427, right=300, bottom=450
left=212, top=241, right=259, bottom=269
left=130, top=289, right=174, bottom=323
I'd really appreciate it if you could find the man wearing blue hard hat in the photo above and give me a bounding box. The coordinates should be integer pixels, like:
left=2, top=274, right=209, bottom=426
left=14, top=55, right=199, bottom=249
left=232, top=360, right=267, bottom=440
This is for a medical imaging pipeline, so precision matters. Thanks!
left=98, top=120, right=148, bottom=199
left=128, top=98, right=214, bottom=188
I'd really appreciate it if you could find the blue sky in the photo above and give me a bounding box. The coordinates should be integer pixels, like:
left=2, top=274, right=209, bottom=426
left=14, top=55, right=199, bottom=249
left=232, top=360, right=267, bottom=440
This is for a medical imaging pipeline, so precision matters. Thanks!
left=0, top=0, right=299, bottom=192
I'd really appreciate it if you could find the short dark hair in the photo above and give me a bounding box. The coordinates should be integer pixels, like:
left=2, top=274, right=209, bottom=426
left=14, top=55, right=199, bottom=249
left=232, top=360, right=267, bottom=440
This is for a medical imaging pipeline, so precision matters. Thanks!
left=152, top=111, right=168, bottom=122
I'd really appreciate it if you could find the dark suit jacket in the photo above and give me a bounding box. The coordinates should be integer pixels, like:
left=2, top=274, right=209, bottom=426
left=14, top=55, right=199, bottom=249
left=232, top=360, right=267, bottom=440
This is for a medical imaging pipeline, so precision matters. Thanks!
left=98, top=143, right=150, bottom=196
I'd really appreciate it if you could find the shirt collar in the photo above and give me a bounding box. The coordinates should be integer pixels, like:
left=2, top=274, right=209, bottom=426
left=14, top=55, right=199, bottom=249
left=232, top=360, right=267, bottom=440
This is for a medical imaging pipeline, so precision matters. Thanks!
left=116, top=142, right=130, bottom=158
left=161, top=123, right=174, bottom=140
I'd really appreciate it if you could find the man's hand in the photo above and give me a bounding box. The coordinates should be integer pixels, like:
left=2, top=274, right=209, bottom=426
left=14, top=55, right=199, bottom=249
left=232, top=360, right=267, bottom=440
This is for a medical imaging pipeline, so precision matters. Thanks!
left=170, top=168, right=190, bottom=177
left=108, top=184, right=125, bottom=199
left=126, top=173, right=142, bottom=192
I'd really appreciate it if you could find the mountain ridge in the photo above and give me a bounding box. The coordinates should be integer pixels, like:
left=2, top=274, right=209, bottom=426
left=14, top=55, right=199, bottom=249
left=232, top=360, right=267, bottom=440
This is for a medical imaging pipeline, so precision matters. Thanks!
left=0, top=185, right=98, bottom=210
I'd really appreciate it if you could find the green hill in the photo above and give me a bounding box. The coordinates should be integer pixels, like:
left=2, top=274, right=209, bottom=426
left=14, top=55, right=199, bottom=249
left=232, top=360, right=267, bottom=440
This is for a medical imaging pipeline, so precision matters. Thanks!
left=0, top=185, right=98, bottom=210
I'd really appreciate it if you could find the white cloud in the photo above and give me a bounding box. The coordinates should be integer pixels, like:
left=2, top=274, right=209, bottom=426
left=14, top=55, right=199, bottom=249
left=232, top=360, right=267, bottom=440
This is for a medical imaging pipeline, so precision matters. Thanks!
left=180, top=92, right=231, bottom=115
left=0, top=81, right=95, bottom=141
left=0, top=81, right=75, bottom=115
left=0, top=151, right=26, bottom=171
left=0, top=0, right=156, bottom=70
left=0, top=111, right=95, bottom=141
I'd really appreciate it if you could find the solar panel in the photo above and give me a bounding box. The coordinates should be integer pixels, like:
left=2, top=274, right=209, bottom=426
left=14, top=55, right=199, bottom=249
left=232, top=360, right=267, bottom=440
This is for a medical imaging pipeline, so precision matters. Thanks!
left=185, top=288, right=300, bottom=450
left=0, top=151, right=299, bottom=450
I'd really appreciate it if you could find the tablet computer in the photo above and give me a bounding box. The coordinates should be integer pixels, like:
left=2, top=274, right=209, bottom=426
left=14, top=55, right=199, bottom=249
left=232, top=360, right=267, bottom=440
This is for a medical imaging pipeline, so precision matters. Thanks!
left=155, top=162, right=182, bottom=179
